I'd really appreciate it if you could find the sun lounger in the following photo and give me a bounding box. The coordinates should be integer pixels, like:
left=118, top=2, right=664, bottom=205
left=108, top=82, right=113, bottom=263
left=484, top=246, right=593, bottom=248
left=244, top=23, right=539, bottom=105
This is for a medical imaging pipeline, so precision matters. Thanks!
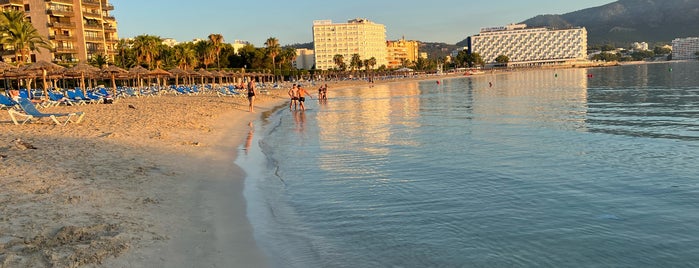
left=8, top=98, right=85, bottom=126
left=0, top=94, right=18, bottom=109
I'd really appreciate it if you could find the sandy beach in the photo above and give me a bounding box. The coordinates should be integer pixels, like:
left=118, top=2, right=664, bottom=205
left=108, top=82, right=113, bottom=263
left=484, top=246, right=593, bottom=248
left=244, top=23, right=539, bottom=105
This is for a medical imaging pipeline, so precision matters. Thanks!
left=0, top=71, right=509, bottom=267
left=0, top=88, right=288, bottom=267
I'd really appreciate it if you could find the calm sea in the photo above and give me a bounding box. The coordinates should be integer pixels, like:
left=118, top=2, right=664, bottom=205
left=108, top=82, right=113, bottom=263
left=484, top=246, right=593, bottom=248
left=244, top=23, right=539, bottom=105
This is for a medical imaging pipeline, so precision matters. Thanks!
left=238, top=62, right=699, bottom=267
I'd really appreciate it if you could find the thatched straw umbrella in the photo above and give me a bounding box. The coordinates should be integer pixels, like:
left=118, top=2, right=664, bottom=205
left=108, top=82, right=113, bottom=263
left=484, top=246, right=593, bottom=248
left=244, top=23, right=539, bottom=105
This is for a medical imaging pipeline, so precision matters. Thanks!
left=149, top=67, right=171, bottom=88
left=0, top=62, right=17, bottom=91
left=197, top=69, right=213, bottom=85
left=168, top=67, right=188, bottom=87
left=102, top=65, right=128, bottom=96
left=65, top=62, right=99, bottom=95
left=129, top=65, right=149, bottom=88
left=24, top=60, right=64, bottom=100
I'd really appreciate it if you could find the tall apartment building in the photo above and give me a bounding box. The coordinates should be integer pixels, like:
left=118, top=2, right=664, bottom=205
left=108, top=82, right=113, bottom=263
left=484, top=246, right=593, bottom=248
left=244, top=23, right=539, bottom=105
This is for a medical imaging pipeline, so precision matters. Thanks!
left=468, top=24, right=587, bottom=67
left=313, top=18, right=388, bottom=70
left=671, top=37, right=699, bottom=60
left=386, top=37, right=419, bottom=69
left=0, top=0, right=118, bottom=65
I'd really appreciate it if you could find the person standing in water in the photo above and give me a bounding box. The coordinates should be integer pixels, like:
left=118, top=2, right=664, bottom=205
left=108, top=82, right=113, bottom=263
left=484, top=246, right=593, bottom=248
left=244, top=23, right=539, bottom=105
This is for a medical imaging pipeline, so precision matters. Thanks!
left=296, top=85, right=313, bottom=111
left=288, top=84, right=298, bottom=110
left=247, top=78, right=256, bottom=112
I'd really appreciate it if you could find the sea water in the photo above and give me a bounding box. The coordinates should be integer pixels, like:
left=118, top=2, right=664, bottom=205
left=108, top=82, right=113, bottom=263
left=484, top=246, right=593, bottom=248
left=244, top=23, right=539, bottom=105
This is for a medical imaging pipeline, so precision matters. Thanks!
left=238, top=62, right=699, bottom=267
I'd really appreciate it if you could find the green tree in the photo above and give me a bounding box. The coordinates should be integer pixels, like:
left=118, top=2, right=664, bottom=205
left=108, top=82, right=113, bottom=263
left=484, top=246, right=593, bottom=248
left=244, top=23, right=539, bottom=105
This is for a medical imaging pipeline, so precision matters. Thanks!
left=0, top=10, right=52, bottom=65
left=194, top=40, right=214, bottom=69
left=208, top=33, right=224, bottom=68
left=653, top=46, right=672, bottom=55
left=265, top=37, right=280, bottom=79
left=172, top=43, right=193, bottom=70
left=115, top=39, right=135, bottom=68
left=495, top=55, right=510, bottom=66
left=89, top=53, right=109, bottom=68
left=132, top=34, right=162, bottom=69
left=350, top=54, right=362, bottom=71
left=333, top=54, right=345, bottom=70
left=368, top=57, right=377, bottom=70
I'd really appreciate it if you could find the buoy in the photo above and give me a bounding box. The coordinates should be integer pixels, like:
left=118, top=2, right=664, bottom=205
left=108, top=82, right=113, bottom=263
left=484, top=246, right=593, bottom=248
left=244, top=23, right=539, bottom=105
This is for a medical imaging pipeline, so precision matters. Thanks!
left=669, top=68, right=673, bottom=72
left=436, top=81, right=440, bottom=85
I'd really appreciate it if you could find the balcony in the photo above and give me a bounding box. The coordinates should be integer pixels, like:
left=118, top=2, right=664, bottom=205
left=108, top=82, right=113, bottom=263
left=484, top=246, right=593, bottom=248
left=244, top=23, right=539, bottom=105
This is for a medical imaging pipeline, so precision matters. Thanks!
left=103, top=15, right=115, bottom=21
left=85, top=35, right=104, bottom=42
left=46, top=0, right=73, bottom=4
left=49, top=34, right=76, bottom=41
left=83, top=23, right=102, bottom=30
left=0, top=0, right=23, bottom=5
left=54, top=46, right=77, bottom=54
left=103, top=25, right=117, bottom=32
left=103, top=3, right=114, bottom=11
left=47, top=21, right=76, bottom=29
left=81, top=0, right=100, bottom=7
left=47, top=9, right=74, bottom=17
left=82, top=11, right=102, bottom=19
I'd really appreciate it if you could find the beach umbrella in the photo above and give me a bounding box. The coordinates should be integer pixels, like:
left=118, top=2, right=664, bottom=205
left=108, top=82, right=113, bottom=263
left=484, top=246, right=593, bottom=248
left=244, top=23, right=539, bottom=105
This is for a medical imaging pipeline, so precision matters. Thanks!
left=65, top=62, right=99, bottom=95
left=102, top=65, right=128, bottom=97
left=197, top=69, right=213, bottom=85
left=129, top=65, right=149, bottom=88
left=24, top=60, right=64, bottom=100
left=149, top=67, right=171, bottom=88
left=168, top=67, right=188, bottom=87
left=0, top=62, right=17, bottom=91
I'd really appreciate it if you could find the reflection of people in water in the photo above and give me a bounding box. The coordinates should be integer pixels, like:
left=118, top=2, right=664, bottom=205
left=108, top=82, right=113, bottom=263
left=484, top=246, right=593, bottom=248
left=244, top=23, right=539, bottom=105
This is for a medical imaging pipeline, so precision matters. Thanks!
left=244, top=121, right=254, bottom=154
left=293, top=111, right=306, bottom=133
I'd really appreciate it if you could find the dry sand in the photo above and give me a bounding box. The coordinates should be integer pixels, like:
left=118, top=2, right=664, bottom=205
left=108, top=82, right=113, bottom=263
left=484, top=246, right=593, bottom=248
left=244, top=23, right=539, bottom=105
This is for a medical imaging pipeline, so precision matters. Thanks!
left=0, top=89, right=285, bottom=267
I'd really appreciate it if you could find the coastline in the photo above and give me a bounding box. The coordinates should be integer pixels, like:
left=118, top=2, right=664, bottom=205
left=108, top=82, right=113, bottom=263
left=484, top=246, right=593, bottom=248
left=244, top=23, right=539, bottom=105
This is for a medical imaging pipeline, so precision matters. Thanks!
left=0, top=60, right=685, bottom=267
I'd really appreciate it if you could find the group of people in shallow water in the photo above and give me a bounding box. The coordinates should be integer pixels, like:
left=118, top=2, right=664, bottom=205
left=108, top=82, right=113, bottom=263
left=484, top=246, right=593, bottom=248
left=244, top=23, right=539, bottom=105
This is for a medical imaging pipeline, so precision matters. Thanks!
left=287, top=83, right=328, bottom=111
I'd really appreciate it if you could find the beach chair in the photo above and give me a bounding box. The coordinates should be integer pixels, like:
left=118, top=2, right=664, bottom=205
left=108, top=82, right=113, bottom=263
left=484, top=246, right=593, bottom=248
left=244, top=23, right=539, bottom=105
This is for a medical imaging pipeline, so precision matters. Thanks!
left=0, top=94, right=18, bottom=109
left=8, top=98, right=85, bottom=126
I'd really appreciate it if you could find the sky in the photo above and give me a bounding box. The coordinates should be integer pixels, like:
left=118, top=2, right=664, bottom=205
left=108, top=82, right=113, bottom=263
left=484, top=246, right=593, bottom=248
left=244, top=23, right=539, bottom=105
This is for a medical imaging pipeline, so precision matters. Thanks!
left=112, top=0, right=616, bottom=46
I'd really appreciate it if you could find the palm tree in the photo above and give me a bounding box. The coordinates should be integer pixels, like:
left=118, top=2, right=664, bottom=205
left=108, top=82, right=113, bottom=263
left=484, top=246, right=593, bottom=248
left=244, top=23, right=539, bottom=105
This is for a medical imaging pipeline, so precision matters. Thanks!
left=132, top=34, right=162, bottom=69
left=265, top=37, right=280, bottom=80
left=208, top=33, right=224, bottom=68
left=115, top=39, right=134, bottom=68
left=333, top=54, right=345, bottom=70
left=0, top=10, right=52, bottom=65
left=194, top=40, right=214, bottom=69
left=173, top=43, right=198, bottom=70
left=350, top=54, right=362, bottom=72
left=368, top=57, right=377, bottom=70
left=90, top=53, right=109, bottom=68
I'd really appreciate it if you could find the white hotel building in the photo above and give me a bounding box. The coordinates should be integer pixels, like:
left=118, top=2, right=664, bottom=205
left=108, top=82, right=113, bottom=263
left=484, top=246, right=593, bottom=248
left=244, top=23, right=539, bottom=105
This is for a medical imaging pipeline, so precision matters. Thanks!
left=312, top=18, right=389, bottom=70
left=671, top=37, right=699, bottom=60
left=468, top=24, right=588, bottom=67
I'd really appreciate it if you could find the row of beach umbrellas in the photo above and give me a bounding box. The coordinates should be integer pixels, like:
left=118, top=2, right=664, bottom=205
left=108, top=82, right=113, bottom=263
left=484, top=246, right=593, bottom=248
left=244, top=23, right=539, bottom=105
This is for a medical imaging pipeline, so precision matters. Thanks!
left=0, top=60, right=272, bottom=99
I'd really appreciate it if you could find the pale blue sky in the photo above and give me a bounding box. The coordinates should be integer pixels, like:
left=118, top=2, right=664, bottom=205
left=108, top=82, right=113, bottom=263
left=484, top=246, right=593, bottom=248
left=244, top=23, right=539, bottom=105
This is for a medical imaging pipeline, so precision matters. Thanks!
left=112, top=0, right=616, bottom=46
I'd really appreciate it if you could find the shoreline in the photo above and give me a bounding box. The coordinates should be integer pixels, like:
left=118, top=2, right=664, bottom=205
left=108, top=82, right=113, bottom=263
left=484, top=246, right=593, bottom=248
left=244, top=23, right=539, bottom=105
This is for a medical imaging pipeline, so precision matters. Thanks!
left=1, top=61, right=686, bottom=267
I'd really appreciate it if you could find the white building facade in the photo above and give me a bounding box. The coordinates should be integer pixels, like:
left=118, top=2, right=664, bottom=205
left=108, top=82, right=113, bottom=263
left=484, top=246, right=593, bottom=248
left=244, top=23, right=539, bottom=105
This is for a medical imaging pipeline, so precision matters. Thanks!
left=312, top=18, right=388, bottom=70
left=672, top=37, right=699, bottom=60
left=468, top=24, right=588, bottom=67
left=294, top=48, right=316, bottom=70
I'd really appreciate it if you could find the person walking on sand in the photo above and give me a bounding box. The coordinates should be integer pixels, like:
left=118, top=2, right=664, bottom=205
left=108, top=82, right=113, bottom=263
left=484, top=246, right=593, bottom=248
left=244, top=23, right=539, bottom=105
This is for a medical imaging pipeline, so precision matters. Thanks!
left=247, top=78, right=256, bottom=112
left=297, top=85, right=313, bottom=111
left=288, top=84, right=299, bottom=110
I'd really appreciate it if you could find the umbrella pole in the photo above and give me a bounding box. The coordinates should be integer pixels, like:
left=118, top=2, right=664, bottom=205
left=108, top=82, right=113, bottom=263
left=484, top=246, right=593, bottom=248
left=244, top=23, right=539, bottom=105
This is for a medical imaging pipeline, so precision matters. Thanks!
left=42, top=70, right=48, bottom=100
left=111, top=74, right=117, bottom=97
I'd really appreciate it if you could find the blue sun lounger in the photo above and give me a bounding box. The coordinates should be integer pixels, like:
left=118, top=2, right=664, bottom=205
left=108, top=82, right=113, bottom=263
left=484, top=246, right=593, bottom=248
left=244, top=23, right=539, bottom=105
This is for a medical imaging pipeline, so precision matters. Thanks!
left=8, top=98, right=85, bottom=126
